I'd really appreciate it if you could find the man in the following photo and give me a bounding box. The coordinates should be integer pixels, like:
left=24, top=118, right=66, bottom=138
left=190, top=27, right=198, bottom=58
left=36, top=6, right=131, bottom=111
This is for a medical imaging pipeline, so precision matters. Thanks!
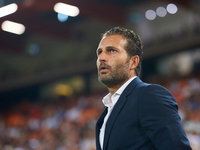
left=95, top=27, right=192, bottom=150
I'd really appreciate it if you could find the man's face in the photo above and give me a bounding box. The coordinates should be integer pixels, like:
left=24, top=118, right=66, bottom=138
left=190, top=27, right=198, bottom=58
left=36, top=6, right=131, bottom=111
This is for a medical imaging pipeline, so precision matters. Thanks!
left=96, top=34, right=131, bottom=88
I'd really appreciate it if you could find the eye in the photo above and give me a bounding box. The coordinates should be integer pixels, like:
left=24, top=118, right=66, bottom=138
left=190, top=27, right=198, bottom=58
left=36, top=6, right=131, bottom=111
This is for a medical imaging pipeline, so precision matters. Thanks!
left=110, top=49, right=116, bottom=53
left=97, top=49, right=102, bottom=56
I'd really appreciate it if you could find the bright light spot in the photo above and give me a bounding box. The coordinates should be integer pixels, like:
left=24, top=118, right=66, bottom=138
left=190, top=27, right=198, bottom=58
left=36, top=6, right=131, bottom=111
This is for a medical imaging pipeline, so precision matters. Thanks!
left=57, top=13, right=68, bottom=22
left=54, top=2, right=79, bottom=17
left=0, top=3, right=18, bottom=18
left=55, top=84, right=73, bottom=96
left=145, top=10, right=156, bottom=20
left=1, top=20, right=25, bottom=35
left=166, top=4, right=178, bottom=14
left=156, top=7, right=167, bottom=17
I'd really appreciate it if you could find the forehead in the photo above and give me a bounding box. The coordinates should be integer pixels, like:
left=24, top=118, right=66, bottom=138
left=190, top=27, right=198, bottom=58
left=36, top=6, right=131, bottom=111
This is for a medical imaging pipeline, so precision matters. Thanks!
left=98, top=34, right=127, bottom=48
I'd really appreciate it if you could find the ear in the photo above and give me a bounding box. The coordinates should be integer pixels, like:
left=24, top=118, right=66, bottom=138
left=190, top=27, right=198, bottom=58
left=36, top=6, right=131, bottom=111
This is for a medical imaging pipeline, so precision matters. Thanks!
left=129, top=55, right=139, bottom=70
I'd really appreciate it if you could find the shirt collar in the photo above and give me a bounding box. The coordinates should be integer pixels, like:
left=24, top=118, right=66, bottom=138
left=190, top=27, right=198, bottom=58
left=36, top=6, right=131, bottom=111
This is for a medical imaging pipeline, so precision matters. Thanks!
left=102, top=76, right=137, bottom=108
left=115, top=76, right=137, bottom=95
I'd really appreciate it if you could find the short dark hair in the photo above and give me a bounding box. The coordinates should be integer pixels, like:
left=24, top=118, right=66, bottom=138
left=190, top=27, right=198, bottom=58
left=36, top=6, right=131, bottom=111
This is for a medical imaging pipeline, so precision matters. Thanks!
left=101, top=27, right=143, bottom=76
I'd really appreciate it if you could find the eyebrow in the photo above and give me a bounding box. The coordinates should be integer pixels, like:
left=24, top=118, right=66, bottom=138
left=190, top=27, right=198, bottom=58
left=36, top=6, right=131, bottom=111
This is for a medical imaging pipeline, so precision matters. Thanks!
left=97, top=46, right=117, bottom=51
left=106, top=46, right=117, bottom=49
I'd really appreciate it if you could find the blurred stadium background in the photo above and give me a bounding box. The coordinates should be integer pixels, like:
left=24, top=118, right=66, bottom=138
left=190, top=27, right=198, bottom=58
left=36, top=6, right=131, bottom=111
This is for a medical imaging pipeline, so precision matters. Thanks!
left=0, top=0, right=200, bottom=149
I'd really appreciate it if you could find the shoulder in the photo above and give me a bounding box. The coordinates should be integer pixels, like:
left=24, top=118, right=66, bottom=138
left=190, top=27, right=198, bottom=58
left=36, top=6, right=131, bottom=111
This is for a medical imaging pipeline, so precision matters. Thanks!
left=138, top=82, right=179, bottom=120
left=138, top=82, right=177, bottom=106
left=128, top=77, right=176, bottom=104
left=131, top=78, right=171, bottom=96
left=131, top=77, right=174, bottom=99
left=141, top=83, right=176, bottom=102
left=143, top=83, right=173, bottom=96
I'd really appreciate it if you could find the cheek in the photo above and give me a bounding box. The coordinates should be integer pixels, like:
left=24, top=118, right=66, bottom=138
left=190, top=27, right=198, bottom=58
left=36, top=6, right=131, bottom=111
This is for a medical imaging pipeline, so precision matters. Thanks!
left=96, top=59, right=100, bottom=67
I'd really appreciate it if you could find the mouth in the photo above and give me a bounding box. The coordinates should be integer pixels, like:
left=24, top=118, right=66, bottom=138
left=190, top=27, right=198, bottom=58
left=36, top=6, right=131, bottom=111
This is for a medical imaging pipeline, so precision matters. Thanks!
left=99, top=65, right=109, bottom=73
left=98, top=62, right=111, bottom=74
left=100, top=66, right=107, bottom=70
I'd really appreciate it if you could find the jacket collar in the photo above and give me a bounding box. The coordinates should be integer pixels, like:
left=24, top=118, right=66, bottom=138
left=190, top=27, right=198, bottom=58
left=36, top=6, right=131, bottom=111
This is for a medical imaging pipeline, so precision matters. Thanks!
left=96, top=107, right=108, bottom=150
left=102, top=77, right=142, bottom=150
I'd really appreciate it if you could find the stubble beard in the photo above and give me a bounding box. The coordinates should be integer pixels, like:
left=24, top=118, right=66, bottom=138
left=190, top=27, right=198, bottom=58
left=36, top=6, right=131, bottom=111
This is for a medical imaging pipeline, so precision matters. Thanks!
left=98, top=61, right=130, bottom=88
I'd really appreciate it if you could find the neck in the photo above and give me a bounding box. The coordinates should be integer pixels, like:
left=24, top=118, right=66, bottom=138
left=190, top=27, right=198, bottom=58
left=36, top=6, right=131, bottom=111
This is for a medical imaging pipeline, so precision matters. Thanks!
left=108, top=85, right=122, bottom=95
left=106, top=72, right=137, bottom=95
left=107, top=77, right=130, bottom=95
left=107, top=74, right=137, bottom=95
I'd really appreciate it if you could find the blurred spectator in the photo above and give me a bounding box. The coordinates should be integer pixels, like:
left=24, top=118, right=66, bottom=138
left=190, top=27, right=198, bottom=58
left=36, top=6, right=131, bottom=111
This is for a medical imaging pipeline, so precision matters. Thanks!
left=0, top=75, right=199, bottom=149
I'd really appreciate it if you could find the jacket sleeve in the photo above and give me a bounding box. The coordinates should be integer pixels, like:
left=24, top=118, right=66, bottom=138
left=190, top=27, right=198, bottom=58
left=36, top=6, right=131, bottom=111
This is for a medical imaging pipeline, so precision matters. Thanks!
left=139, top=84, right=192, bottom=150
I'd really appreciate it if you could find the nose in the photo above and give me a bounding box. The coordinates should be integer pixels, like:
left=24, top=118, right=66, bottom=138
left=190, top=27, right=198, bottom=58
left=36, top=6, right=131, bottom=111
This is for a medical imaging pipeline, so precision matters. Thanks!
left=98, top=51, right=107, bottom=62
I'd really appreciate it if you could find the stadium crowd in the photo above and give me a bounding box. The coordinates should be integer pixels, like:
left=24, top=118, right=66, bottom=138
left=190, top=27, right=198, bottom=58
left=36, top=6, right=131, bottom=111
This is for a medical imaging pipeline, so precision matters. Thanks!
left=0, top=74, right=200, bottom=150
